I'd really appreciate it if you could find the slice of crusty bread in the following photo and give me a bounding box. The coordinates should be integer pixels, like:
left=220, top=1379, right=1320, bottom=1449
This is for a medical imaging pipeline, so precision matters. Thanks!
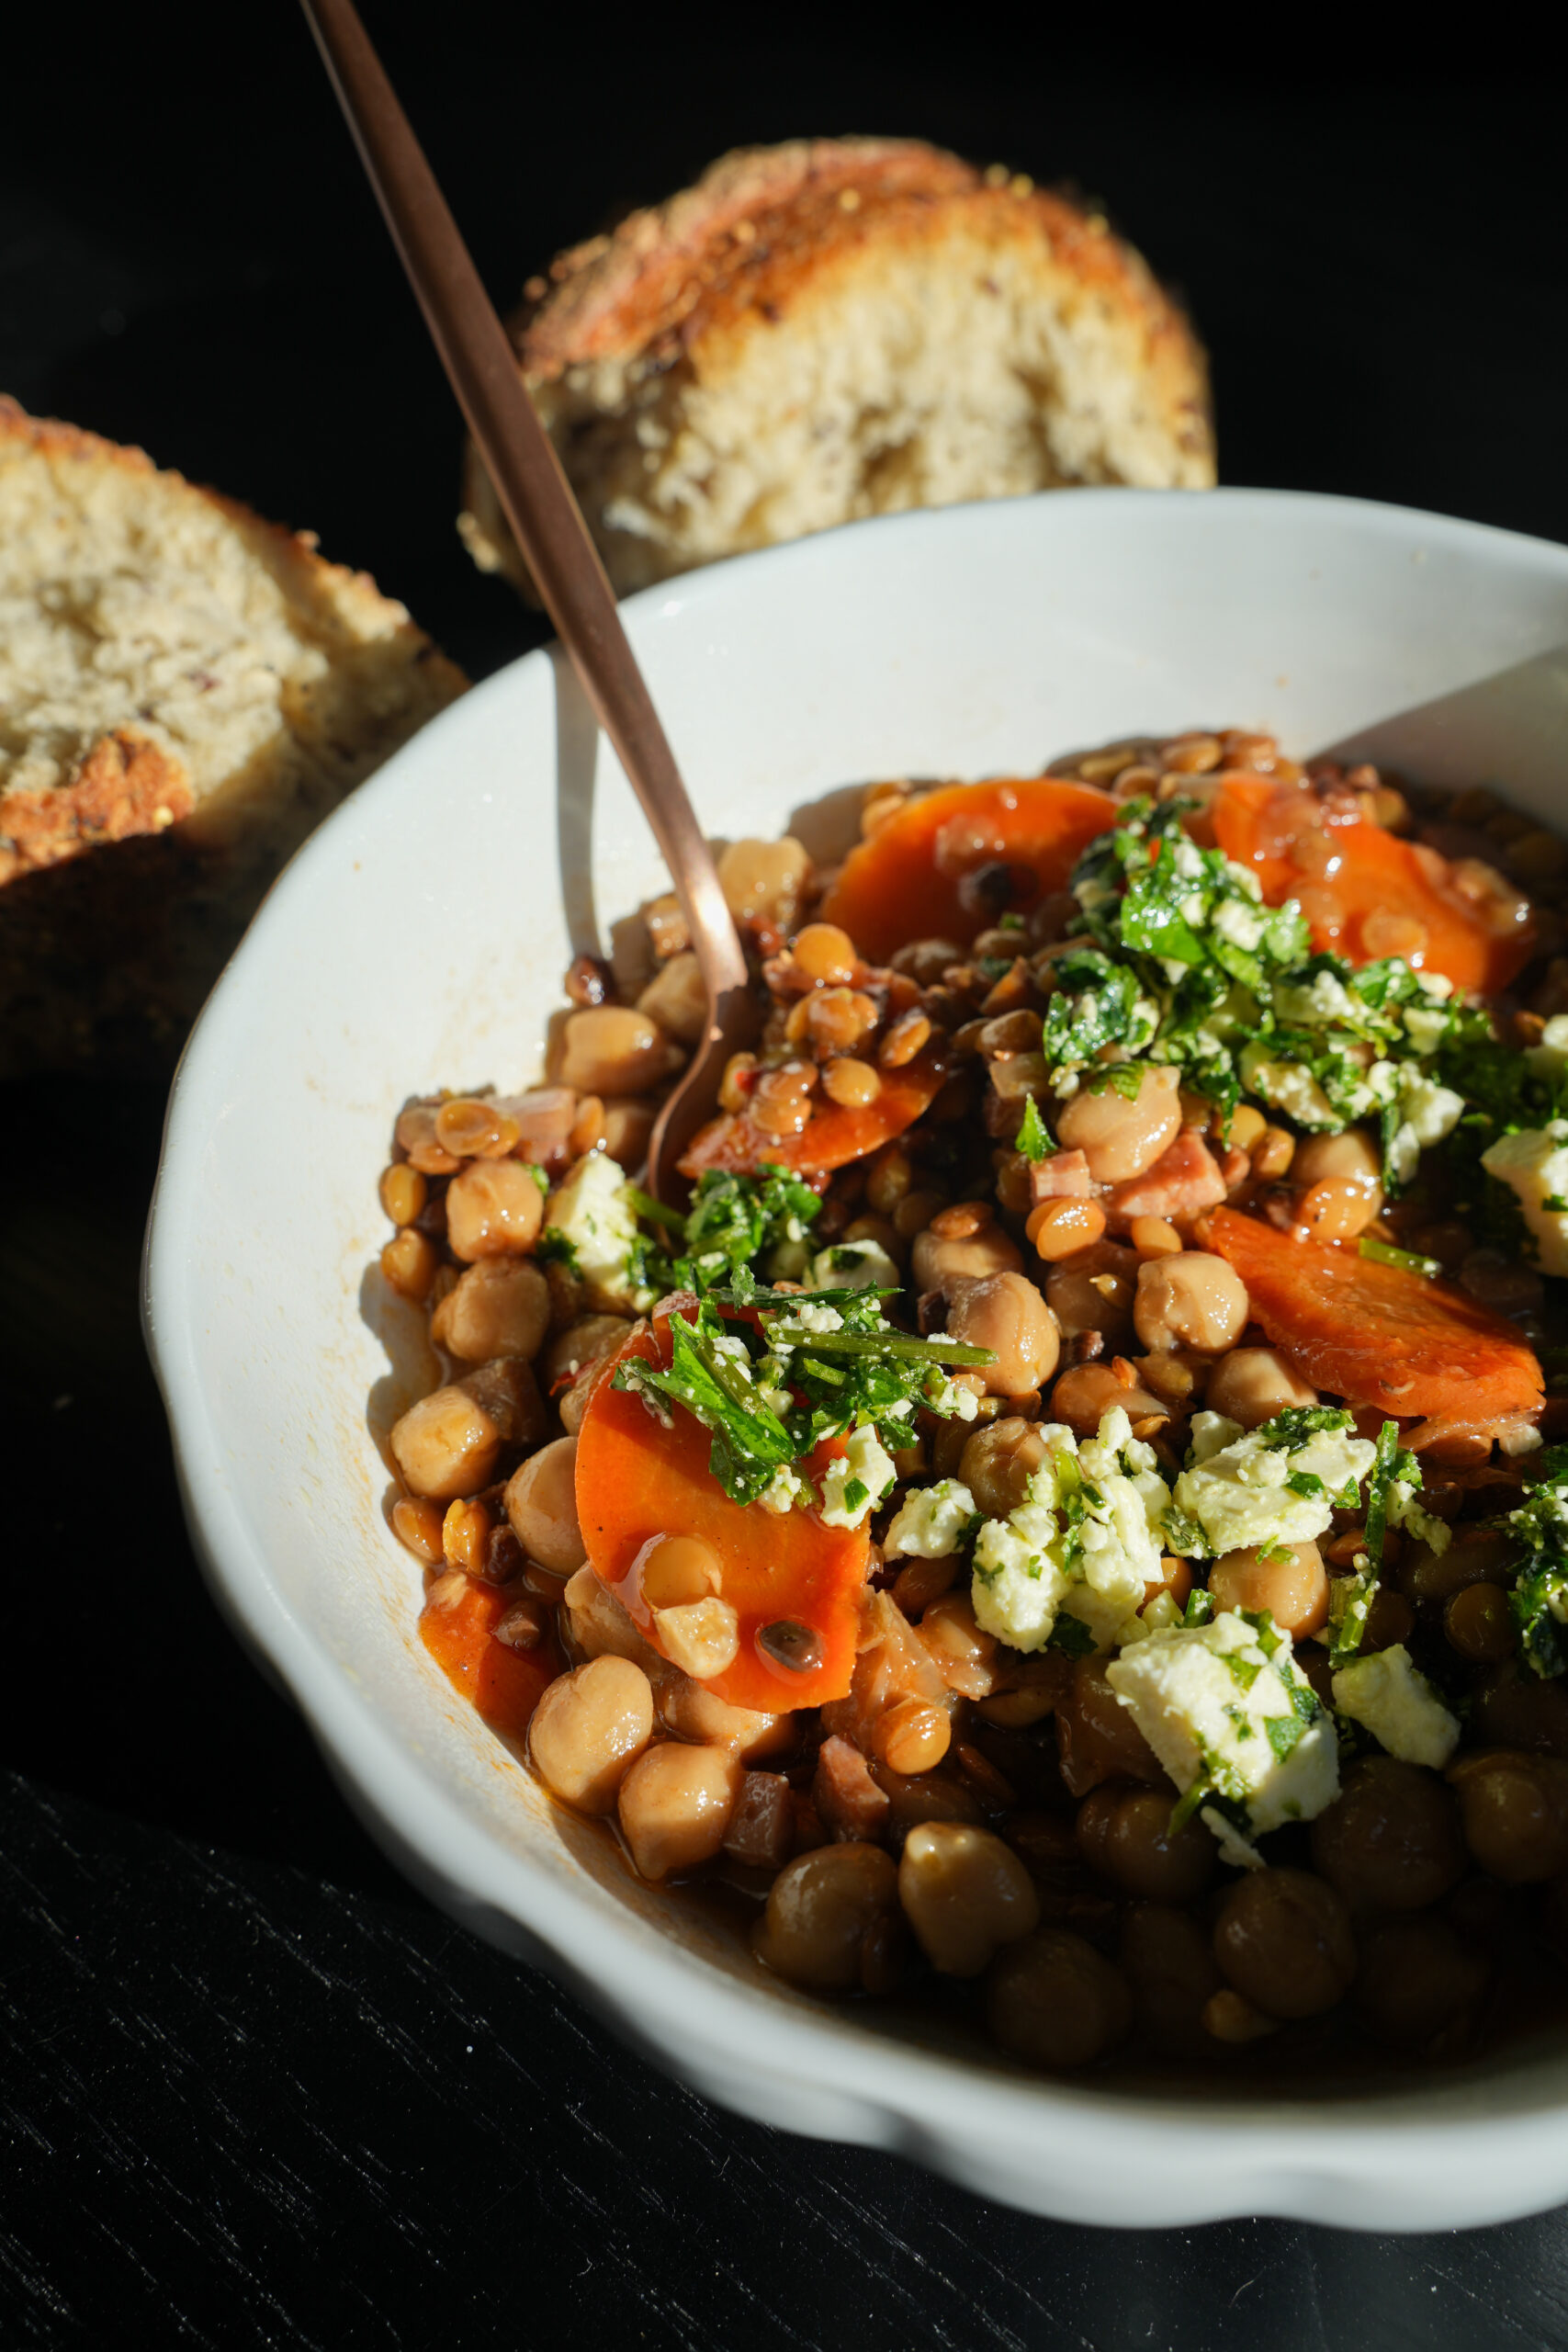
left=460, top=138, right=1215, bottom=598
left=0, top=399, right=466, bottom=1073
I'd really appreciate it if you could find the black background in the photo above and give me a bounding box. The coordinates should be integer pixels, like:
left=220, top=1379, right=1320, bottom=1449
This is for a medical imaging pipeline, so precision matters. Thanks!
left=5, top=6, right=1568, bottom=2345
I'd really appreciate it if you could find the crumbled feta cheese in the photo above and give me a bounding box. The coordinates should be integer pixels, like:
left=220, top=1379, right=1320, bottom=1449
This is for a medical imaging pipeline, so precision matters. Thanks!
left=773, top=1301, right=847, bottom=1340
left=1526, top=1014, right=1568, bottom=1085
left=1174, top=1418, right=1378, bottom=1557
left=1331, top=1644, right=1460, bottom=1769
left=1238, top=1046, right=1337, bottom=1131
left=1383, top=1070, right=1466, bottom=1188
left=1482, top=1123, right=1568, bottom=1276
left=1188, top=1411, right=1244, bottom=1465
left=757, top=1464, right=813, bottom=1516
left=969, top=1408, right=1171, bottom=1653
left=1403, top=1003, right=1450, bottom=1055
left=809, top=1238, right=900, bottom=1295
left=1212, top=897, right=1266, bottom=952
left=818, top=1425, right=898, bottom=1529
left=884, top=1479, right=977, bottom=1560
left=545, top=1151, right=649, bottom=1311
left=1385, top=1478, right=1452, bottom=1555
left=925, top=1370, right=981, bottom=1421
left=1106, top=1609, right=1340, bottom=1867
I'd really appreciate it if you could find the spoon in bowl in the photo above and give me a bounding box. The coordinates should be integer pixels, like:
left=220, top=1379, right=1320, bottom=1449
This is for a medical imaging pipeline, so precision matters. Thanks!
left=299, top=0, right=751, bottom=1203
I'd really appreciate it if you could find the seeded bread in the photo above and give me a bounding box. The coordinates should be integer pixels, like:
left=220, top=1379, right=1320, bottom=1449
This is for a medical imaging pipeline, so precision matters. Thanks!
left=459, top=138, right=1214, bottom=598
left=0, top=399, right=466, bottom=1073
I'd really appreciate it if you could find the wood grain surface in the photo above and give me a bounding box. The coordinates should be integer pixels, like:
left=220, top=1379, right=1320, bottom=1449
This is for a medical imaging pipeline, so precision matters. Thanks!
left=6, top=5, right=1568, bottom=2343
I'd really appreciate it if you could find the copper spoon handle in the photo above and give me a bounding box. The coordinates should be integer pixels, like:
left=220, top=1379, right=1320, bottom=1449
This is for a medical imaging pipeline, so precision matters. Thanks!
left=299, top=0, right=750, bottom=1198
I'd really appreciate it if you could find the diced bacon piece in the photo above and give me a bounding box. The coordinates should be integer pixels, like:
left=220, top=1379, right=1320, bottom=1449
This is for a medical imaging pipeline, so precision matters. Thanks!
left=1104, top=1129, right=1227, bottom=1227
left=813, top=1734, right=891, bottom=1841
left=722, top=1771, right=795, bottom=1869
left=1030, top=1148, right=1093, bottom=1203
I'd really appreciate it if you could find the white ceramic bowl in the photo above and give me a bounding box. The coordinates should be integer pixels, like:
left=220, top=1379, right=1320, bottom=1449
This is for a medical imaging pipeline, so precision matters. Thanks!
left=146, top=489, right=1568, bottom=2231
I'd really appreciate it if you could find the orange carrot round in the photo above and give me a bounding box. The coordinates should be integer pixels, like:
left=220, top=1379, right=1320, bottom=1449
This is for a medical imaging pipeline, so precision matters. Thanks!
left=574, top=1309, right=869, bottom=1711
left=1203, top=1205, right=1542, bottom=1430
left=1213, top=776, right=1536, bottom=994
left=678, top=1046, right=945, bottom=1180
left=819, top=776, right=1116, bottom=964
left=420, top=1577, right=559, bottom=1740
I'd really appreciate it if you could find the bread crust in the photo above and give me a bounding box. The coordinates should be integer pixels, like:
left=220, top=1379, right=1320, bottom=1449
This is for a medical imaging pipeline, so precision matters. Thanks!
left=0, top=396, right=465, bottom=885
left=0, top=397, right=466, bottom=1071
left=464, top=139, right=1213, bottom=597
left=512, top=140, right=1201, bottom=403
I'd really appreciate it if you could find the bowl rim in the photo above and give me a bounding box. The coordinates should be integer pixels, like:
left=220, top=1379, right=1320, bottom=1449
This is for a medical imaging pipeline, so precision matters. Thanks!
left=144, top=485, right=1568, bottom=2225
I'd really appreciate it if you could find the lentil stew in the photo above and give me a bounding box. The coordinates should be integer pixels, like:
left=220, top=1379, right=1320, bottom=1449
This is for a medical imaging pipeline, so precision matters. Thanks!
left=373, top=729, right=1568, bottom=2079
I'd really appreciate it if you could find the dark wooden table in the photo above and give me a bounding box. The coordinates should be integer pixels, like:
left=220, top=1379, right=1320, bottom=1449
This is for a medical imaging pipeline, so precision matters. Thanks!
left=6, top=9, right=1568, bottom=2344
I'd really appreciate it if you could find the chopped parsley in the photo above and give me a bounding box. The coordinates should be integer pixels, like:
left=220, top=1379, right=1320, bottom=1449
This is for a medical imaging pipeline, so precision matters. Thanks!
left=1495, top=1443, right=1568, bottom=1677
left=1029, top=798, right=1484, bottom=1172
left=1326, top=1419, right=1419, bottom=1666
left=613, top=1280, right=995, bottom=1512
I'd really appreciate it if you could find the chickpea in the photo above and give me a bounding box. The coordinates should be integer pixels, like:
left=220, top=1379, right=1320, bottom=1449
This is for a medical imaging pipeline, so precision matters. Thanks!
left=379, top=1162, right=427, bottom=1227
left=944, top=1272, right=1059, bottom=1397
left=1056, top=1657, right=1168, bottom=1795
left=445, top=1159, right=546, bottom=1261
left=652, top=1597, right=740, bottom=1680
left=910, top=1224, right=1024, bottom=1292
left=1354, top=1917, right=1488, bottom=2049
left=430, top=1256, right=550, bottom=1363
left=959, top=1417, right=1050, bottom=1518
left=633, top=1532, right=722, bottom=1609
left=504, top=1435, right=586, bottom=1572
left=897, top=1822, right=1041, bottom=1975
left=1120, top=1904, right=1222, bottom=2052
left=1207, top=1541, right=1328, bottom=1639
left=1448, top=1750, right=1568, bottom=1883
left=1076, top=1785, right=1216, bottom=1904
left=1310, top=1757, right=1466, bottom=1912
left=529, top=1656, right=654, bottom=1814
left=986, top=1929, right=1133, bottom=2068
left=1213, top=1868, right=1356, bottom=2020
left=389, top=1385, right=501, bottom=1500
left=1044, top=1239, right=1138, bottom=1346
left=752, top=1843, right=900, bottom=1992
left=657, top=1672, right=789, bottom=1761
left=1296, top=1178, right=1383, bottom=1244
left=562, top=1564, right=661, bottom=1671
left=1133, top=1251, right=1249, bottom=1355
left=1055, top=1064, right=1181, bottom=1183
left=1204, top=1348, right=1317, bottom=1430
left=1049, top=1362, right=1167, bottom=1439
left=1292, top=1127, right=1382, bottom=1193
left=617, top=1741, right=742, bottom=1880
left=560, top=1005, right=682, bottom=1097
left=637, top=951, right=708, bottom=1046
left=717, top=835, right=812, bottom=929
left=545, top=1315, right=634, bottom=1388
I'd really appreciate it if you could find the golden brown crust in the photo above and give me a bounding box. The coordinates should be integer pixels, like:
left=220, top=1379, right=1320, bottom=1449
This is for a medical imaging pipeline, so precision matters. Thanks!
left=0, top=397, right=466, bottom=888
left=0, top=397, right=467, bottom=1071
left=0, top=729, right=193, bottom=887
left=511, top=139, right=1203, bottom=408
left=515, top=139, right=978, bottom=376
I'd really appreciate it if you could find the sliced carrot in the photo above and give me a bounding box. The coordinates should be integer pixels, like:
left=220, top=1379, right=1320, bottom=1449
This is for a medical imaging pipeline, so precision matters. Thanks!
left=421, top=1576, right=558, bottom=1741
left=1204, top=1205, right=1543, bottom=1429
left=678, top=1046, right=946, bottom=1180
left=573, top=1308, right=869, bottom=1712
left=1212, top=776, right=1536, bottom=994
left=818, top=776, right=1116, bottom=964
